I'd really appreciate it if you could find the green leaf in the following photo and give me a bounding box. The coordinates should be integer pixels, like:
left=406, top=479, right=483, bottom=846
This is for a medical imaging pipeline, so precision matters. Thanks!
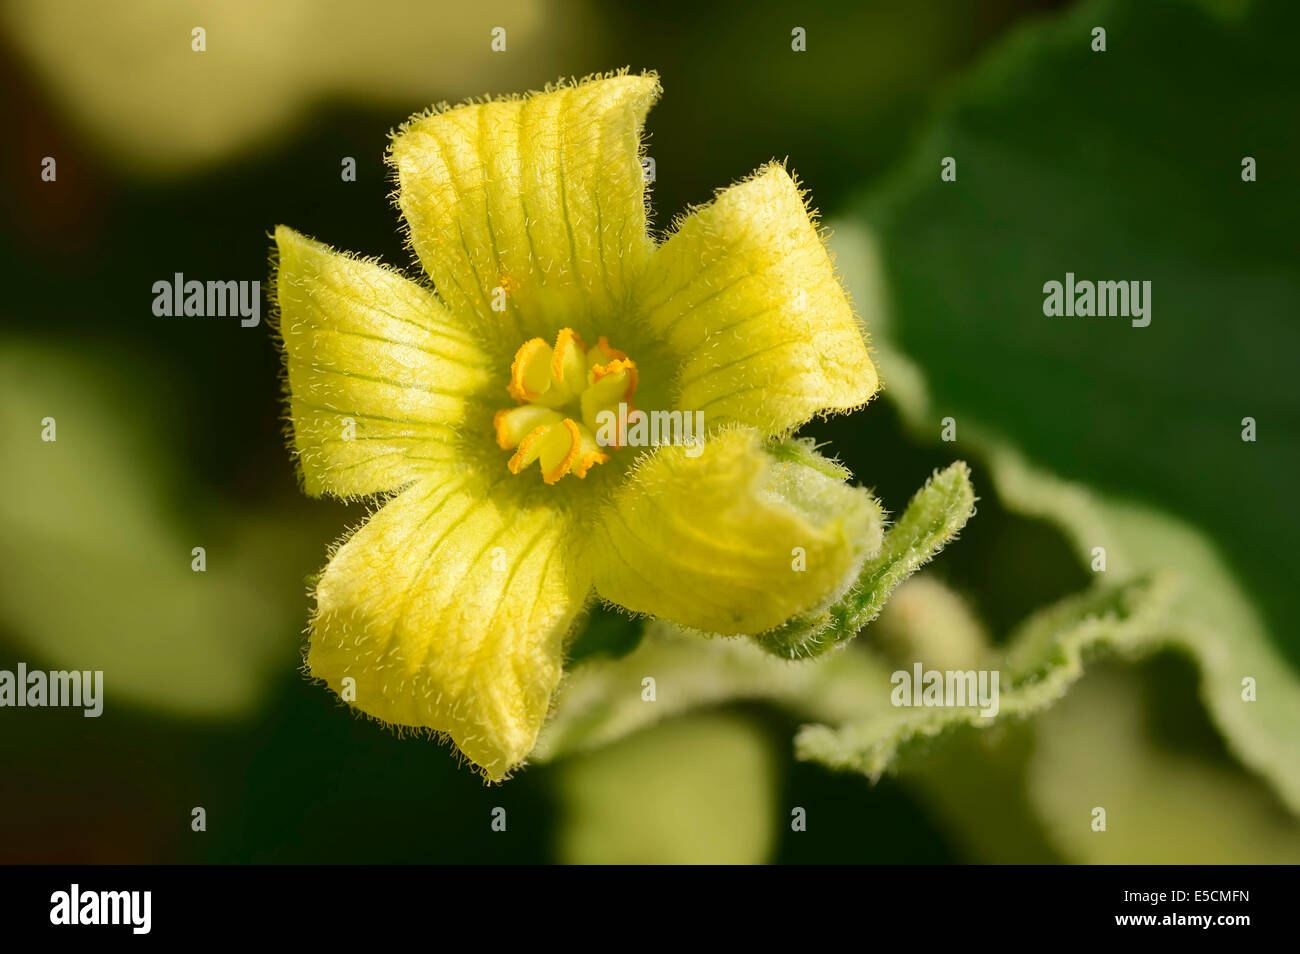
left=750, top=461, right=975, bottom=659
left=551, top=712, right=779, bottom=864
left=795, top=574, right=1178, bottom=778
left=836, top=0, right=1300, bottom=813
left=540, top=568, right=1183, bottom=802
left=565, top=603, right=646, bottom=667
left=0, top=0, right=576, bottom=175
left=0, top=340, right=299, bottom=717
left=535, top=621, right=893, bottom=764
left=902, top=722, right=1065, bottom=864
left=1027, top=667, right=1300, bottom=863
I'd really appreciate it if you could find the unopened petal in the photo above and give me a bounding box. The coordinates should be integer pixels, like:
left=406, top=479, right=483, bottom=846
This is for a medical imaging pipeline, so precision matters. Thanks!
left=588, top=429, right=884, bottom=634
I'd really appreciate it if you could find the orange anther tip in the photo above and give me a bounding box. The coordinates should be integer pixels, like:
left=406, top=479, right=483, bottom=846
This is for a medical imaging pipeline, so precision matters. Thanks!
left=507, top=423, right=550, bottom=474
left=493, top=408, right=515, bottom=449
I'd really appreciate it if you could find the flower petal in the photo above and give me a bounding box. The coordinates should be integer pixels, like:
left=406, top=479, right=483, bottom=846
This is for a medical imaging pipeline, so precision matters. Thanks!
left=307, top=476, right=591, bottom=779
left=273, top=226, right=494, bottom=498
left=588, top=429, right=884, bottom=635
left=389, top=71, right=660, bottom=352
left=635, top=164, right=878, bottom=436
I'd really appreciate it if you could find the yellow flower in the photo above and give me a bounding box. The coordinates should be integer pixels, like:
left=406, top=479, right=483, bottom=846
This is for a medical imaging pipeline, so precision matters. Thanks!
left=272, top=70, right=882, bottom=779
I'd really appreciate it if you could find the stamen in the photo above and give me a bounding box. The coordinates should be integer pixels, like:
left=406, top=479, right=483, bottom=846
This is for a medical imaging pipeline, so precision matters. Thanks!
left=499, top=328, right=637, bottom=482
left=508, top=337, right=553, bottom=403
left=541, top=419, right=583, bottom=484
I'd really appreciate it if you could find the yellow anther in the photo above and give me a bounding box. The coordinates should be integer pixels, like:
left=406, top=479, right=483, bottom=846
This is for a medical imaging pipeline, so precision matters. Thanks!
left=551, top=328, right=588, bottom=393
left=572, top=427, right=611, bottom=478
left=500, top=329, right=637, bottom=482
left=507, top=423, right=550, bottom=474
left=542, top=419, right=583, bottom=484
left=508, top=337, right=553, bottom=403
left=495, top=404, right=563, bottom=450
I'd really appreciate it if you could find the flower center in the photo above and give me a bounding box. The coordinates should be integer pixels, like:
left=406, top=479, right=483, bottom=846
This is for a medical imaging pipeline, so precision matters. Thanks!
left=493, top=328, right=638, bottom=484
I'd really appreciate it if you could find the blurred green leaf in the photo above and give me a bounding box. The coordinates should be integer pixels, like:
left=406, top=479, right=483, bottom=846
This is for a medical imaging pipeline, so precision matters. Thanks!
left=1027, top=666, right=1300, bottom=863
left=837, top=0, right=1300, bottom=813
left=536, top=621, right=892, bottom=763
left=872, top=574, right=991, bottom=672
left=541, top=554, right=1180, bottom=796
left=795, top=574, right=1177, bottom=777
left=1, top=0, right=574, bottom=175
left=565, top=603, right=646, bottom=666
left=552, top=712, right=778, bottom=864
left=0, top=341, right=299, bottom=717
left=903, top=723, right=1065, bottom=864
